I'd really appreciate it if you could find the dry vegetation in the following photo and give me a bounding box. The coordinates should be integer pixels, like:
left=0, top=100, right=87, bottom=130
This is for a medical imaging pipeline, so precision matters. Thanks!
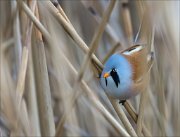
left=0, top=0, right=179, bottom=136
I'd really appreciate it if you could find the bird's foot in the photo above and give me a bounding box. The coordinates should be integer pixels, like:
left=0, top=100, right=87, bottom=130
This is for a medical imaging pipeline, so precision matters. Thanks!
left=119, top=100, right=126, bottom=105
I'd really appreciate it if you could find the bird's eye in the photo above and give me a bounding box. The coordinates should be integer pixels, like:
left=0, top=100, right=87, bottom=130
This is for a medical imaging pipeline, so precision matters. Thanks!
left=112, top=68, right=116, bottom=72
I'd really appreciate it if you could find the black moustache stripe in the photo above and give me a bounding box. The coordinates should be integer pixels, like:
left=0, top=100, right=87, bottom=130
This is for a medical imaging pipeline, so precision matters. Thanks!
left=110, top=71, right=120, bottom=88
left=105, top=78, right=107, bottom=86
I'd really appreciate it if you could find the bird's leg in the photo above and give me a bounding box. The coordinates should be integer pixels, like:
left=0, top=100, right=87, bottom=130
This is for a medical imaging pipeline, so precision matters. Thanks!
left=119, top=100, right=126, bottom=105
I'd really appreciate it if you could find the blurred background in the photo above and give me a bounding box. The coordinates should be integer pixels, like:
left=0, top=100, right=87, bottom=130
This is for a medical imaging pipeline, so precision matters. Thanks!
left=0, top=0, right=179, bottom=136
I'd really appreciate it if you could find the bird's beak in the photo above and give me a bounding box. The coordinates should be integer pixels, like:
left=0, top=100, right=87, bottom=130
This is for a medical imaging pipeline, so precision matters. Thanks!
left=103, top=72, right=110, bottom=78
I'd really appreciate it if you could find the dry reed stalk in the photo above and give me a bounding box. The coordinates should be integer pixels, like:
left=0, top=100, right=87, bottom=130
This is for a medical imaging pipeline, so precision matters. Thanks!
left=124, top=101, right=151, bottom=136
left=157, top=31, right=168, bottom=137
left=136, top=91, right=146, bottom=136
left=14, top=0, right=38, bottom=134
left=148, top=89, right=167, bottom=135
left=15, top=0, right=36, bottom=108
left=24, top=0, right=41, bottom=136
left=151, top=53, right=167, bottom=136
left=3, top=2, right=17, bottom=39
left=45, top=1, right=103, bottom=70
left=15, top=46, right=28, bottom=108
left=51, top=0, right=71, bottom=24
left=20, top=1, right=51, bottom=42
left=0, top=68, right=11, bottom=133
left=14, top=46, right=30, bottom=136
left=1, top=32, right=30, bottom=137
left=1, top=47, right=22, bottom=136
left=26, top=3, right=55, bottom=136
left=11, top=0, right=22, bottom=76
left=54, top=90, right=81, bottom=136
left=134, top=2, right=151, bottom=44
left=109, top=99, right=137, bottom=136
left=133, top=0, right=145, bottom=43
left=26, top=51, right=41, bottom=136
left=121, top=0, right=133, bottom=43
left=20, top=99, right=31, bottom=135
left=55, top=0, right=116, bottom=135
left=136, top=26, right=153, bottom=137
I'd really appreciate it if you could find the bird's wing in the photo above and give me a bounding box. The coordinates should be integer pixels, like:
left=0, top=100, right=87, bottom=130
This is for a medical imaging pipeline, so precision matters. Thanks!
left=119, top=44, right=154, bottom=92
left=127, top=50, right=154, bottom=92
left=121, top=44, right=148, bottom=83
left=121, top=44, right=145, bottom=56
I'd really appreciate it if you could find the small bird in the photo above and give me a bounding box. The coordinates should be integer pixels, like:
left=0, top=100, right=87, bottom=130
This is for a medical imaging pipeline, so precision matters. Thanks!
left=100, top=44, right=153, bottom=104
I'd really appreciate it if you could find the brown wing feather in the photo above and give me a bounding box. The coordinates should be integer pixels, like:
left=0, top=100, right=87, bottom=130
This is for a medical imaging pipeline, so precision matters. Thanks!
left=120, top=44, right=141, bottom=53
left=116, top=44, right=153, bottom=93
left=120, top=45, right=148, bottom=83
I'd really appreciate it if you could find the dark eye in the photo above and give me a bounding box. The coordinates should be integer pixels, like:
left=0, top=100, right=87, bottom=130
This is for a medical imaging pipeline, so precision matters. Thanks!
left=112, top=68, right=116, bottom=72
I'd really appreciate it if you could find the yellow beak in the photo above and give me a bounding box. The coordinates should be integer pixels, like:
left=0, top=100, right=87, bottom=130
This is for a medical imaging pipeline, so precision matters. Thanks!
left=103, top=72, right=110, bottom=78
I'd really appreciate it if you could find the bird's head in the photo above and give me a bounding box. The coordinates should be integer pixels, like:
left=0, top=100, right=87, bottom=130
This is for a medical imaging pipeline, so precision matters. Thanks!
left=100, top=53, right=132, bottom=98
